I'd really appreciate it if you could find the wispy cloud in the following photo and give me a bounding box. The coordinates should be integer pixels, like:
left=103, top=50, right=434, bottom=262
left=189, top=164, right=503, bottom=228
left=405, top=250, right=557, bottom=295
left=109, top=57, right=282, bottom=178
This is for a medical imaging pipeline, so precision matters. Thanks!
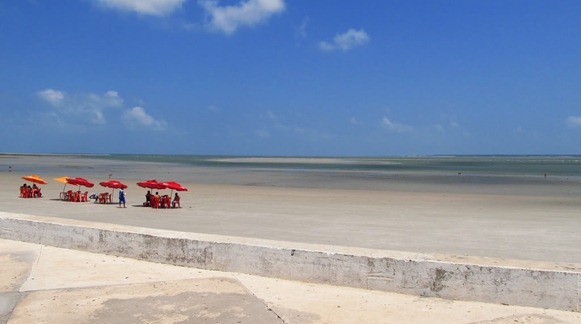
left=255, top=129, right=270, bottom=138
left=566, top=116, right=581, bottom=127
left=319, top=28, right=370, bottom=52
left=37, top=89, right=165, bottom=130
left=124, top=106, right=166, bottom=130
left=259, top=110, right=330, bottom=140
left=95, top=0, right=185, bottom=16
left=294, top=16, right=309, bottom=44
left=381, top=117, right=413, bottom=133
left=349, top=117, right=364, bottom=126
left=200, top=0, right=286, bottom=35
left=207, top=105, right=221, bottom=113
left=37, top=89, right=123, bottom=125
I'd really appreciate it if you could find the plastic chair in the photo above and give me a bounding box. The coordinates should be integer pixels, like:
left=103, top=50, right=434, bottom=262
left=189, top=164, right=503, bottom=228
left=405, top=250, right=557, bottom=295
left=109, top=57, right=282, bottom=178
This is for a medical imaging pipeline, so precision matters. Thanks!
left=151, top=196, right=160, bottom=209
left=81, top=192, right=88, bottom=202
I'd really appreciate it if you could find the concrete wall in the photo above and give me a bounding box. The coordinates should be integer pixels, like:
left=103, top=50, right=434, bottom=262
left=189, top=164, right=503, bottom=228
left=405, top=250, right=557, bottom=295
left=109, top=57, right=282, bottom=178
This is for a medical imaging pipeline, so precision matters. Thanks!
left=0, top=213, right=579, bottom=312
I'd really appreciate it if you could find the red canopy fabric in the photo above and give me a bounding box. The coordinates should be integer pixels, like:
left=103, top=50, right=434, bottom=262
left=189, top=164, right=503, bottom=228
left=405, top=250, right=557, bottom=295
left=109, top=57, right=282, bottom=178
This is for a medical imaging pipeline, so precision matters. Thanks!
left=137, top=179, right=166, bottom=190
left=137, top=180, right=187, bottom=192
left=100, top=180, right=128, bottom=189
left=66, top=177, right=94, bottom=188
left=163, top=181, right=188, bottom=191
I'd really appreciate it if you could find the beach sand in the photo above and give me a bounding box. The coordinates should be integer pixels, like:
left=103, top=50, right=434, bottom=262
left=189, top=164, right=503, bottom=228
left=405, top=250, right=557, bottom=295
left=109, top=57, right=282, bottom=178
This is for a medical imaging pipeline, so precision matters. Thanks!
left=2, top=154, right=581, bottom=269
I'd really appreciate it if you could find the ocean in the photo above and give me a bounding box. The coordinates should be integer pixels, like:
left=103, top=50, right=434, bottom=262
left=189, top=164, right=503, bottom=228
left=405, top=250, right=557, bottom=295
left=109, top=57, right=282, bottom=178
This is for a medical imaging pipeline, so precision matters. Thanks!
left=4, top=154, right=581, bottom=177
left=3, top=154, right=581, bottom=195
left=96, top=154, right=581, bottom=177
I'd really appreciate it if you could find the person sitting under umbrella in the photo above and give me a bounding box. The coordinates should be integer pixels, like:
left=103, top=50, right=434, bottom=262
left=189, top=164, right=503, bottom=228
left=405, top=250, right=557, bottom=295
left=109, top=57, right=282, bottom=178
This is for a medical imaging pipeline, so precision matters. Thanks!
left=144, top=190, right=152, bottom=207
left=20, top=184, right=30, bottom=198
left=172, top=192, right=180, bottom=208
left=32, top=184, right=42, bottom=198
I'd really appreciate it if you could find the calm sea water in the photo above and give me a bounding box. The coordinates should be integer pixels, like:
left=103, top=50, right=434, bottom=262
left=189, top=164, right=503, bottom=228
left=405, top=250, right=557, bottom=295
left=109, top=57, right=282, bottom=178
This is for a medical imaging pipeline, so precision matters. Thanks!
left=4, top=154, right=580, bottom=194
left=96, top=155, right=581, bottom=177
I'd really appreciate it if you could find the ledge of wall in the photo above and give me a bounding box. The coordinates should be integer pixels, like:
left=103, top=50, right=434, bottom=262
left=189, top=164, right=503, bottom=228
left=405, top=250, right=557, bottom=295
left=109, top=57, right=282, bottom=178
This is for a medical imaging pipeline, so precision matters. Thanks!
left=0, top=213, right=579, bottom=312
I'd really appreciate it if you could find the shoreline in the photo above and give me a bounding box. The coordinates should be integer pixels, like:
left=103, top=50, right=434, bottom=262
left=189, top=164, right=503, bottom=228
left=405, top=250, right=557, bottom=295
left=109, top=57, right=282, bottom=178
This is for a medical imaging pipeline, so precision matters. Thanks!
left=2, top=154, right=581, bottom=191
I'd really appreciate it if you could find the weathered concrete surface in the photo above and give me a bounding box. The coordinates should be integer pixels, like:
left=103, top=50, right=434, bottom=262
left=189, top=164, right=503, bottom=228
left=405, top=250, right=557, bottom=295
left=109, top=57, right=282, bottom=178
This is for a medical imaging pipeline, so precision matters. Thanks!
left=3, top=238, right=581, bottom=324
left=1, top=212, right=579, bottom=313
left=12, top=279, right=283, bottom=323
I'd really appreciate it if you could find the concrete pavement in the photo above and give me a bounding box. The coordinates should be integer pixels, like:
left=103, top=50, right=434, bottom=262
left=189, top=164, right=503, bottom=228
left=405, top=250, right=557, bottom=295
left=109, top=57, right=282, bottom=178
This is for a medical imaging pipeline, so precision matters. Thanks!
left=2, top=239, right=581, bottom=323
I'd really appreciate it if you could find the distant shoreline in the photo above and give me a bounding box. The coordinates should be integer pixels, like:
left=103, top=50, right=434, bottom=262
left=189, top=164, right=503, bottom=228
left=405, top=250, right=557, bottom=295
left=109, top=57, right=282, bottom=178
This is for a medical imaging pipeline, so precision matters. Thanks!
left=2, top=152, right=581, bottom=158
left=0, top=153, right=111, bottom=158
left=2, top=153, right=581, bottom=179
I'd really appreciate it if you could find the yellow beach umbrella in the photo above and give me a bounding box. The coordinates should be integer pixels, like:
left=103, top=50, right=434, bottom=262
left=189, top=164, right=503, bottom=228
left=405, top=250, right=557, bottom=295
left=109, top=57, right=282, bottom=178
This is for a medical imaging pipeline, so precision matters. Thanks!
left=54, top=176, right=70, bottom=192
left=54, top=176, right=69, bottom=184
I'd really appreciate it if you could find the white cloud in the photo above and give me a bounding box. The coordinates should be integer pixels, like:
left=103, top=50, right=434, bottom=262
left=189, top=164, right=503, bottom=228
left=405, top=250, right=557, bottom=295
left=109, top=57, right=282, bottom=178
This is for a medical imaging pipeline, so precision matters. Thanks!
left=319, top=28, right=370, bottom=52
left=124, top=106, right=166, bottom=130
left=36, top=88, right=169, bottom=132
left=381, top=117, right=413, bottom=133
left=37, top=89, right=123, bottom=125
left=200, top=0, right=286, bottom=35
left=95, top=0, right=185, bottom=16
left=566, top=116, right=581, bottom=127
left=37, top=89, right=65, bottom=106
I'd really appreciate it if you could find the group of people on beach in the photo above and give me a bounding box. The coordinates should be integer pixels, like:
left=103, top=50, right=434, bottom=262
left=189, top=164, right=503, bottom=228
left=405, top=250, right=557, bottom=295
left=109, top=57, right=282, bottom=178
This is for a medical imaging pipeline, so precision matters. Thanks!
left=19, top=184, right=181, bottom=210
left=144, top=190, right=180, bottom=209
left=19, top=184, right=42, bottom=198
left=89, top=188, right=180, bottom=209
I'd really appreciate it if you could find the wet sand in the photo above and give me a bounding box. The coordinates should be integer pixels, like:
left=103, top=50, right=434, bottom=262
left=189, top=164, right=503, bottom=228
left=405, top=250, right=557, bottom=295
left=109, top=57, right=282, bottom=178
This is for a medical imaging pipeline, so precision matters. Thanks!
left=1, top=154, right=581, bottom=268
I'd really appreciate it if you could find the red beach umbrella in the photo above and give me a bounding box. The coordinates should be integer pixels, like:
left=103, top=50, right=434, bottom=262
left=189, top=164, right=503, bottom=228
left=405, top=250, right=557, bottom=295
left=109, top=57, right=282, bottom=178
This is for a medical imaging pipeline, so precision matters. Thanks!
left=137, top=179, right=166, bottom=190
left=66, top=177, right=94, bottom=188
left=163, top=181, right=188, bottom=191
left=160, top=181, right=188, bottom=198
left=100, top=179, right=128, bottom=199
left=100, top=180, right=128, bottom=189
left=65, top=177, right=94, bottom=202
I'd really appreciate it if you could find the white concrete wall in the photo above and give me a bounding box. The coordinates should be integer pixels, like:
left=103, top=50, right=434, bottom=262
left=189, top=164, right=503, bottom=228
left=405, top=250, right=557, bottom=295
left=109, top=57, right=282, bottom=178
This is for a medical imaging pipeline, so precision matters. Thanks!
left=0, top=213, right=579, bottom=312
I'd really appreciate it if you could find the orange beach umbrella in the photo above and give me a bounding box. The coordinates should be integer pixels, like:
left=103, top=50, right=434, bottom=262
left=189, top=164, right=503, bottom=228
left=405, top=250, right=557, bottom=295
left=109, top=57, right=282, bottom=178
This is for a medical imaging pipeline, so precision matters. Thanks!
left=22, top=174, right=47, bottom=185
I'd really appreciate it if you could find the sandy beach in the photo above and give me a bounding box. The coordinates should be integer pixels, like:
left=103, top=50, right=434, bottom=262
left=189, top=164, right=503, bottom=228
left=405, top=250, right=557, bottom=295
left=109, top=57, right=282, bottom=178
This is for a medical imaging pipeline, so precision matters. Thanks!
left=2, top=154, right=581, bottom=269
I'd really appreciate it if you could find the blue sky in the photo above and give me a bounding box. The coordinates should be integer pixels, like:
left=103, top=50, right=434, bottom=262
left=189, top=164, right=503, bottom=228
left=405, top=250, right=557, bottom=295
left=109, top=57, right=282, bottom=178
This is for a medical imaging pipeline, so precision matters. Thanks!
left=1, top=0, right=580, bottom=156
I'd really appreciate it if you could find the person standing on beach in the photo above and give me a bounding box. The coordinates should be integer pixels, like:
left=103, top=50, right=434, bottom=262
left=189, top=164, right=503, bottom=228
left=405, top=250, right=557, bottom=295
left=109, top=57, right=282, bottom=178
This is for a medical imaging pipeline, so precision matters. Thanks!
left=119, top=188, right=126, bottom=208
